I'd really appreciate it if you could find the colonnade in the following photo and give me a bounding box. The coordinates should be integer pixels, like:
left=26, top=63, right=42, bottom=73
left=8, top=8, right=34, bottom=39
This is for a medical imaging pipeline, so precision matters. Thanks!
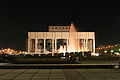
left=28, top=38, right=94, bottom=55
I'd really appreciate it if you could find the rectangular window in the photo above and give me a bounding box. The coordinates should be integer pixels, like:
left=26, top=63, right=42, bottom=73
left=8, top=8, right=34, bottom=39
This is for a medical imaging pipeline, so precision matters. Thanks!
left=46, top=39, right=52, bottom=52
left=80, top=39, right=84, bottom=50
left=30, top=39, right=35, bottom=52
left=37, top=39, right=44, bottom=53
left=88, top=39, right=93, bottom=52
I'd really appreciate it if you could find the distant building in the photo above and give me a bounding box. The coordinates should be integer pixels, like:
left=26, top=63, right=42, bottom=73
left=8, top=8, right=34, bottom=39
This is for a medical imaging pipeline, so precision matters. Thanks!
left=28, top=26, right=95, bottom=55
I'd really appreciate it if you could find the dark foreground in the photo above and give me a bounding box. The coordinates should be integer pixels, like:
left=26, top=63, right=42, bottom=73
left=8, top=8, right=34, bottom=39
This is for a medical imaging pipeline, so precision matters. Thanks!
left=0, top=63, right=119, bottom=69
left=0, top=69, right=120, bottom=80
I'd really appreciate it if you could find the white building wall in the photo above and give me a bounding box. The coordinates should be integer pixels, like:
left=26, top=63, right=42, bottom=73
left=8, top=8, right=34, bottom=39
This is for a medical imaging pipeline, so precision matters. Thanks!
left=28, top=32, right=95, bottom=54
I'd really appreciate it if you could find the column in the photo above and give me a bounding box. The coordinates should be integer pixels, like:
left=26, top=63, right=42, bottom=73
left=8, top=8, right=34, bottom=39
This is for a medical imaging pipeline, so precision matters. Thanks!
left=85, top=39, right=87, bottom=51
left=28, top=32, right=30, bottom=53
left=35, top=32, right=38, bottom=53
left=67, top=39, right=68, bottom=51
left=35, top=39, right=38, bottom=53
left=52, top=32, right=54, bottom=56
left=44, top=39, right=46, bottom=53
left=55, top=39, right=57, bottom=53
left=28, top=38, right=30, bottom=53
left=52, top=39, right=54, bottom=56
left=84, top=39, right=85, bottom=51
left=86, top=39, right=88, bottom=51
left=93, top=34, right=95, bottom=53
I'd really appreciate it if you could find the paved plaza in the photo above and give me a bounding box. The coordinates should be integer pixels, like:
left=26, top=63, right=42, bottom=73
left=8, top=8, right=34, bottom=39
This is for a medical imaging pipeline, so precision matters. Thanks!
left=0, top=69, right=120, bottom=80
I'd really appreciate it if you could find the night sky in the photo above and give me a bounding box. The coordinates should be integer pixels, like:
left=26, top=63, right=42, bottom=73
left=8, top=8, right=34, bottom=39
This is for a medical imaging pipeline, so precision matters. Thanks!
left=0, top=1, right=120, bottom=50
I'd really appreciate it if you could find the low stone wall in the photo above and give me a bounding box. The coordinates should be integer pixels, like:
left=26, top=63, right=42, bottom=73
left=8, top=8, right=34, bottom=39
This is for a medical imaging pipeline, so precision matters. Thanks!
left=8, top=56, right=71, bottom=64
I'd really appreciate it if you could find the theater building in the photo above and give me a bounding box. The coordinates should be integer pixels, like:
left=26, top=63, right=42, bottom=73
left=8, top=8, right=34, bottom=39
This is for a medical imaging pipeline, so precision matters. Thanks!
left=27, top=26, right=95, bottom=55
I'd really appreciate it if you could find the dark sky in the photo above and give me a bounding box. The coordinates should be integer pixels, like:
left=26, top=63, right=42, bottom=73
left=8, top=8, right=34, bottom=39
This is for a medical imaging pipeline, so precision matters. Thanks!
left=0, top=1, right=120, bottom=50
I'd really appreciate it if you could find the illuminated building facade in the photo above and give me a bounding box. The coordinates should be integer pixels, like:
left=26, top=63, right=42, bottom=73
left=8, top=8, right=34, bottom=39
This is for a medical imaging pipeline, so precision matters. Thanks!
left=28, top=26, right=95, bottom=55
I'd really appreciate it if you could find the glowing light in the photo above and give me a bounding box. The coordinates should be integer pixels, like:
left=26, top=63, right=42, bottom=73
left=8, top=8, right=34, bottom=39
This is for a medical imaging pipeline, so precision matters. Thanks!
left=58, top=22, right=89, bottom=53
left=91, top=53, right=99, bottom=56
left=104, top=50, right=107, bottom=53
left=119, top=49, right=120, bottom=52
left=0, top=48, right=20, bottom=55
left=67, top=22, right=78, bottom=53
left=111, top=50, right=114, bottom=53
left=8, top=48, right=10, bottom=51
left=114, top=52, right=120, bottom=55
left=58, top=45, right=65, bottom=53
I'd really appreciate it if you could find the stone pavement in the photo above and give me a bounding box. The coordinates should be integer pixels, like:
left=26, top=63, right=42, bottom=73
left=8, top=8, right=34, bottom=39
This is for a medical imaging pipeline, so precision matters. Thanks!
left=0, top=69, right=120, bottom=80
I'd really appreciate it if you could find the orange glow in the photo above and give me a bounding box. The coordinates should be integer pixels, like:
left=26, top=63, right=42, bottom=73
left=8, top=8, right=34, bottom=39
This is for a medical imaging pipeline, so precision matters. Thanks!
left=111, top=46, right=113, bottom=47
left=0, top=48, right=21, bottom=55
left=8, top=48, right=10, bottom=51
left=58, top=45, right=66, bottom=53
left=58, top=22, right=89, bottom=54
